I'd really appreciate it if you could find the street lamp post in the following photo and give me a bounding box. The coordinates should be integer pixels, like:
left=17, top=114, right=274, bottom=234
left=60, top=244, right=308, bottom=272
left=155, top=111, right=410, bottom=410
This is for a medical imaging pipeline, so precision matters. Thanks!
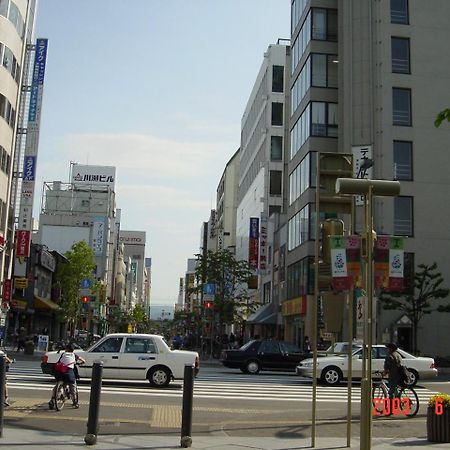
left=336, top=178, right=400, bottom=450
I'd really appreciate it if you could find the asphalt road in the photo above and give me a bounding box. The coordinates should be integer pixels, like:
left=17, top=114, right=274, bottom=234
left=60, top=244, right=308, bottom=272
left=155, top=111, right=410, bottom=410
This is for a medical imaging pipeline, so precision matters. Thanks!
left=4, top=361, right=450, bottom=441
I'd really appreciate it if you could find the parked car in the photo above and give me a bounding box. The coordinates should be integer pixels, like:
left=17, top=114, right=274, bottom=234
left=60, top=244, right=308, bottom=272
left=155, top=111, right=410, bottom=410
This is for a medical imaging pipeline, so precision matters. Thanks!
left=296, top=344, right=437, bottom=386
left=41, top=333, right=199, bottom=387
left=220, top=339, right=311, bottom=374
left=321, top=341, right=363, bottom=355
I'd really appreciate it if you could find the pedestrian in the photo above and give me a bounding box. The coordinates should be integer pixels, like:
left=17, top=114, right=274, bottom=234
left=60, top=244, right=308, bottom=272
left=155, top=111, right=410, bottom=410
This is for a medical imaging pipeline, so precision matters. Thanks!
left=0, top=349, right=13, bottom=406
left=172, top=334, right=182, bottom=350
left=16, top=327, right=26, bottom=352
left=382, top=342, right=407, bottom=398
left=303, top=336, right=311, bottom=353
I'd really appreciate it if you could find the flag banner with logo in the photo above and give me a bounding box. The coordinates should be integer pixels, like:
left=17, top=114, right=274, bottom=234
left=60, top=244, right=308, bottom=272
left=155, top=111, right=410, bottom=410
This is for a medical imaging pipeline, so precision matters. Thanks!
left=330, top=235, right=362, bottom=291
left=375, top=236, right=404, bottom=291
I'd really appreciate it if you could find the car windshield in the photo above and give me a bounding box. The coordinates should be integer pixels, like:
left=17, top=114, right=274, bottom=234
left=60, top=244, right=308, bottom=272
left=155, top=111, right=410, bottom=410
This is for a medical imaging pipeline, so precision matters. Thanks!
left=239, top=340, right=257, bottom=351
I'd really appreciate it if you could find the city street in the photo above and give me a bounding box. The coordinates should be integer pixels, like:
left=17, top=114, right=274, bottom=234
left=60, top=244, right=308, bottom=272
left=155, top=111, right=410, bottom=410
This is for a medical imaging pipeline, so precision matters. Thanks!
left=4, top=360, right=449, bottom=441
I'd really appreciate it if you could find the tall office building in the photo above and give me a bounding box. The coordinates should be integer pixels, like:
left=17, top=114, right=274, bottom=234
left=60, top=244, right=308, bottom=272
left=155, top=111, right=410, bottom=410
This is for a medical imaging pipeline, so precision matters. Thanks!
left=0, top=0, right=38, bottom=301
left=235, top=42, right=290, bottom=333
left=286, top=0, right=450, bottom=355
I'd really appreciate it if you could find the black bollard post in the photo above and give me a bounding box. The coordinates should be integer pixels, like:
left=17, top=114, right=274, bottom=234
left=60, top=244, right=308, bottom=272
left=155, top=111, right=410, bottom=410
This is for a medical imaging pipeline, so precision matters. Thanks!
left=180, top=364, right=195, bottom=448
left=84, top=360, right=103, bottom=445
left=0, top=356, right=5, bottom=438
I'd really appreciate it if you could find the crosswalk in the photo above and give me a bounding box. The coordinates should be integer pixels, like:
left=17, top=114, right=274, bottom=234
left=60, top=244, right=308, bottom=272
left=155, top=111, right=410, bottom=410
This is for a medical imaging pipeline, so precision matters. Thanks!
left=6, top=364, right=438, bottom=405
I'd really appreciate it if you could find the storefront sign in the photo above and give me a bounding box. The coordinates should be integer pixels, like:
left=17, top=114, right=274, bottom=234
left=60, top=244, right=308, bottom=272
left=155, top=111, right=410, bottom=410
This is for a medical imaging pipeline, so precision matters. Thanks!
left=2, top=279, right=12, bottom=302
left=14, top=278, right=28, bottom=289
left=282, top=296, right=307, bottom=316
left=16, top=230, right=31, bottom=257
left=248, top=218, right=259, bottom=269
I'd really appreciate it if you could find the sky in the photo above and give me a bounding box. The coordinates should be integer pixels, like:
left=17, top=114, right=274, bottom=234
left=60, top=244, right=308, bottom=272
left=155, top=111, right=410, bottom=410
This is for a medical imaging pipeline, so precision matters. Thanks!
left=34, top=0, right=291, bottom=307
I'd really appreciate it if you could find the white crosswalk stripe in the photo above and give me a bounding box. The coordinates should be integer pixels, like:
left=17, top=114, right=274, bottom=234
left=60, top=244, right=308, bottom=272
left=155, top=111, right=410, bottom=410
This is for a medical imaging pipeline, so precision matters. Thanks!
left=7, top=365, right=437, bottom=404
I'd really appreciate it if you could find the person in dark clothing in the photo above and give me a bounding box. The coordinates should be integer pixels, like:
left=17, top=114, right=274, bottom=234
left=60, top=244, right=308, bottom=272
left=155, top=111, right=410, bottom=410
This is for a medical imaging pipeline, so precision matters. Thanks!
left=383, top=342, right=404, bottom=398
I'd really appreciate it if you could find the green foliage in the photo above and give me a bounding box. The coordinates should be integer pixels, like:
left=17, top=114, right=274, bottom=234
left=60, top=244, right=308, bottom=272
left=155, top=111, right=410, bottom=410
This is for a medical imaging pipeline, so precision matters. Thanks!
left=379, top=262, right=450, bottom=353
left=56, top=241, right=97, bottom=333
left=191, top=249, right=254, bottom=329
left=428, top=393, right=450, bottom=409
left=435, top=108, right=450, bottom=127
left=108, top=304, right=156, bottom=334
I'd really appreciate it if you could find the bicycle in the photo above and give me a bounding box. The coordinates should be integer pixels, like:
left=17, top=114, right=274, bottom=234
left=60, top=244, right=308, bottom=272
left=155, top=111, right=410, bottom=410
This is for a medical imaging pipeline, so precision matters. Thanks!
left=51, top=378, right=79, bottom=411
left=372, top=371, right=419, bottom=417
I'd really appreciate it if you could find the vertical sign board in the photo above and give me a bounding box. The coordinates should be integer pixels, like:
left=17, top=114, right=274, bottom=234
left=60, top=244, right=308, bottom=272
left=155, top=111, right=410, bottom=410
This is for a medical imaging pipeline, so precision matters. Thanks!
left=91, top=216, right=106, bottom=256
left=18, top=38, right=48, bottom=231
left=248, top=218, right=259, bottom=269
left=352, top=145, right=373, bottom=206
left=16, top=230, right=31, bottom=257
left=2, top=279, right=12, bottom=303
left=259, top=214, right=268, bottom=271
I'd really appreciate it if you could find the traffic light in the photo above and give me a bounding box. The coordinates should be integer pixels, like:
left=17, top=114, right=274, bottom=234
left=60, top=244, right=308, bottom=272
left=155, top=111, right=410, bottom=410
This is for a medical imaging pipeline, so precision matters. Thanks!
left=321, top=218, right=344, bottom=264
left=204, top=301, right=214, bottom=309
left=81, top=296, right=89, bottom=303
left=318, top=152, right=353, bottom=214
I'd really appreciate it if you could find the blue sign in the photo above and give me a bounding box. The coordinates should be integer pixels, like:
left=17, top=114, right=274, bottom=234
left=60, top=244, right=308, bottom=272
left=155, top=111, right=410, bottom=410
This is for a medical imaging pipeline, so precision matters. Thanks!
left=23, top=156, right=36, bottom=181
left=249, top=217, right=259, bottom=239
left=80, top=279, right=91, bottom=289
left=28, top=38, right=48, bottom=122
left=203, top=283, right=216, bottom=295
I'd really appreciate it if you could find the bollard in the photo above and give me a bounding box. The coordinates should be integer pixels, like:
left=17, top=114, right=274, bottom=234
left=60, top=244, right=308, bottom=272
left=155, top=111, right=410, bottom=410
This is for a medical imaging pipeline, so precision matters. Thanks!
left=180, top=364, right=195, bottom=448
left=84, top=361, right=103, bottom=445
left=0, top=356, right=5, bottom=438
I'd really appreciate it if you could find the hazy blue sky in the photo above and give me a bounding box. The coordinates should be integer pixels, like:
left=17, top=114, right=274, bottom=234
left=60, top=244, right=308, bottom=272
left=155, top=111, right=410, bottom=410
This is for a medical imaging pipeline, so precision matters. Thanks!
left=34, top=0, right=290, bottom=306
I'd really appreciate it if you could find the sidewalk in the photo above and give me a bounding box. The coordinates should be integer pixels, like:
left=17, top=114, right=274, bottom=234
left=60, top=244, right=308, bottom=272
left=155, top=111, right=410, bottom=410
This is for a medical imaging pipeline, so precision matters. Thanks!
left=0, top=426, right=448, bottom=449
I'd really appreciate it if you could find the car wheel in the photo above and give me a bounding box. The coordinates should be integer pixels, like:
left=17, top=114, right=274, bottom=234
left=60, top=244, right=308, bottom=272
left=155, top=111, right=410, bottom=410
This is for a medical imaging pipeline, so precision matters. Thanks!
left=405, top=368, right=418, bottom=387
left=321, top=366, right=342, bottom=385
left=245, top=360, right=261, bottom=374
left=148, top=366, right=171, bottom=388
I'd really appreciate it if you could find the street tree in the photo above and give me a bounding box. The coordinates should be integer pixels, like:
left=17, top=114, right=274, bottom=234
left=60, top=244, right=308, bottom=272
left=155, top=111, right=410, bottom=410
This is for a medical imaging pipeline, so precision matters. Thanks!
left=191, top=249, right=254, bottom=334
left=435, top=108, right=450, bottom=127
left=379, top=262, right=450, bottom=354
left=55, top=241, right=97, bottom=337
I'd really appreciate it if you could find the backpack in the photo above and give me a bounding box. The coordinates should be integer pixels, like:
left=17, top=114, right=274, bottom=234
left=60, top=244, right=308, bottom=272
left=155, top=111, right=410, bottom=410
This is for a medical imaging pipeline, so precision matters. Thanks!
left=399, top=363, right=409, bottom=383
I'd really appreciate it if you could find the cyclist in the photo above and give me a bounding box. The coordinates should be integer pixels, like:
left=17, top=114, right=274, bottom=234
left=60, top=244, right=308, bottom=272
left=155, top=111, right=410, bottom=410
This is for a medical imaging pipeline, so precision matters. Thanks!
left=382, top=342, right=404, bottom=399
left=48, top=343, right=85, bottom=409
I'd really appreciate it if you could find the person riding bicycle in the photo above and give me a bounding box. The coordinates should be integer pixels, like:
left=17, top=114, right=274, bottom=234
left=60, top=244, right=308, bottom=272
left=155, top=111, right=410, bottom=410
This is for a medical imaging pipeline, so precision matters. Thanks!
left=382, top=342, right=404, bottom=399
left=48, top=343, right=85, bottom=409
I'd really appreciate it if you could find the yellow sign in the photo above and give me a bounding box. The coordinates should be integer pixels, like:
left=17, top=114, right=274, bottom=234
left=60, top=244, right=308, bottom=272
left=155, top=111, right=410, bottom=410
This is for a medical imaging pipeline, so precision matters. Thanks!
left=282, top=296, right=307, bottom=316
left=14, top=278, right=28, bottom=289
left=127, top=324, right=133, bottom=333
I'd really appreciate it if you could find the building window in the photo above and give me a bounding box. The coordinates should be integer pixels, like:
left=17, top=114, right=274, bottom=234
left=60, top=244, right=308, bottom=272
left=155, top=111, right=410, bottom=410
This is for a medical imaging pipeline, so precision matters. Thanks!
left=393, top=88, right=412, bottom=126
left=311, top=102, right=338, bottom=137
left=291, top=0, right=308, bottom=33
left=311, top=53, right=338, bottom=88
left=287, top=256, right=314, bottom=299
left=391, top=0, right=409, bottom=25
left=272, top=65, right=284, bottom=93
left=288, top=204, right=311, bottom=250
left=392, top=37, right=410, bottom=73
left=269, top=170, right=282, bottom=196
left=271, top=102, right=283, bottom=126
left=394, top=196, right=413, bottom=236
left=289, top=152, right=316, bottom=204
left=393, top=141, right=413, bottom=180
left=269, top=205, right=281, bottom=216
left=312, top=8, right=337, bottom=41
left=270, top=136, right=283, bottom=161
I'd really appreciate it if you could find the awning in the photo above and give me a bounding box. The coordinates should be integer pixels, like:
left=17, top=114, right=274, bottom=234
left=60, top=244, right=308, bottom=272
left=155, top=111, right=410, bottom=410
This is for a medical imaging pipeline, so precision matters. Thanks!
left=34, top=296, right=60, bottom=310
left=247, top=302, right=277, bottom=325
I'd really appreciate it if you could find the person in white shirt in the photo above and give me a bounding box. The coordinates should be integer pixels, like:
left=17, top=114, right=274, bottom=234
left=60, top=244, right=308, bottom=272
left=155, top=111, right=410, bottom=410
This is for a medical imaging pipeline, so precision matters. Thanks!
left=48, top=343, right=85, bottom=409
left=0, top=349, right=13, bottom=406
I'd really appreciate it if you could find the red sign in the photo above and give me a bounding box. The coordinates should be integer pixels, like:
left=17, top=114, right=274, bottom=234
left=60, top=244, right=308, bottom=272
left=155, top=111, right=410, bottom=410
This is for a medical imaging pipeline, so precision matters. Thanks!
left=16, top=230, right=31, bottom=257
left=2, top=278, right=12, bottom=302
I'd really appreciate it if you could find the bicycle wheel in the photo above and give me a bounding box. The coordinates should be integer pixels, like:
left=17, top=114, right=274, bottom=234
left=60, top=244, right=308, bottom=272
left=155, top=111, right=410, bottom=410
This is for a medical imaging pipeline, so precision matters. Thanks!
left=54, top=381, right=66, bottom=411
left=398, top=386, right=419, bottom=417
left=372, top=384, right=388, bottom=416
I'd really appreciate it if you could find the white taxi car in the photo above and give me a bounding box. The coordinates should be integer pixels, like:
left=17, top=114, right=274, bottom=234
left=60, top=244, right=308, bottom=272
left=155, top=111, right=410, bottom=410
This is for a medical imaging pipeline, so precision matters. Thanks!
left=296, top=344, right=437, bottom=386
left=41, top=333, right=199, bottom=387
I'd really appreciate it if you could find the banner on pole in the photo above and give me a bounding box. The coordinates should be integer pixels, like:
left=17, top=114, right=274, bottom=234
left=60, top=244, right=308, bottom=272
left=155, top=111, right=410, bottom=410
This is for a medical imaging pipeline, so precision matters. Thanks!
left=330, top=235, right=362, bottom=291
left=375, top=236, right=404, bottom=291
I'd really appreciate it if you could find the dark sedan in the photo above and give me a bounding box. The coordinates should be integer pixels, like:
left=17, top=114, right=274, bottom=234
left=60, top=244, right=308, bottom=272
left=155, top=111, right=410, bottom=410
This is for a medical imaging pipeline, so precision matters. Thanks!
left=220, top=339, right=311, bottom=374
